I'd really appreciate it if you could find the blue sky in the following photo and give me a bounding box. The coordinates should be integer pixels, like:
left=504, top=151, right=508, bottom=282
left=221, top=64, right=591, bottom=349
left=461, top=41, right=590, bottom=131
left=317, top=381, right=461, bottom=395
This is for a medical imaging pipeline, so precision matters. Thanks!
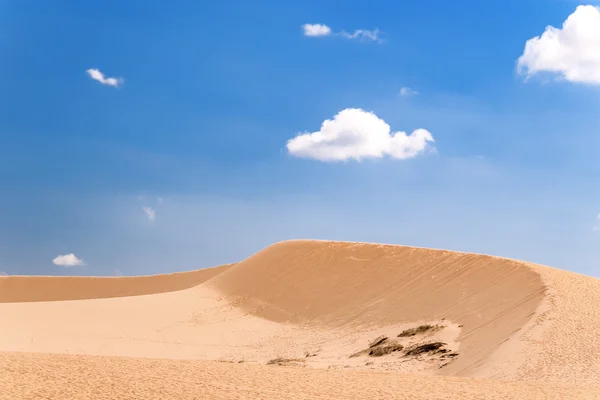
left=1, top=0, right=600, bottom=277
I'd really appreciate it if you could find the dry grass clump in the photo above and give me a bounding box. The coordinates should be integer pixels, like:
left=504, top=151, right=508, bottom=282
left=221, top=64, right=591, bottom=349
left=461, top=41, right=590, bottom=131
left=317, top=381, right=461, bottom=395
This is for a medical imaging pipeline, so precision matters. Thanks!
left=369, top=341, right=404, bottom=357
left=368, top=335, right=388, bottom=348
left=397, top=324, right=443, bottom=338
left=404, top=342, right=446, bottom=356
left=350, top=336, right=404, bottom=358
left=266, top=357, right=306, bottom=367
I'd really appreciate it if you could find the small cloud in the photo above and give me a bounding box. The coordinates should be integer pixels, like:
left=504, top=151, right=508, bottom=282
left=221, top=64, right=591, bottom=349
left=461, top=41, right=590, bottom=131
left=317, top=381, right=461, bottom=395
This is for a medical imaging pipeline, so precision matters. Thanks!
left=0, top=271, right=7, bottom=276
left=114, top=269, right=123, bottom=276
left=86, top=68, right=124, bottom=88
left=286, top=108, right=434, bottom=162
left=517, top=5, right=600, bottom=85
left=339, top=29, right=381, bottom=42
left=143, top=206, right=156, bottom=222
left=302, top=23, right=332, bottom=37
left=52, top=253, right=85, bottom=267
left=399, top=86, right=418, bottom=97
left=156, top=197, right=164, bottom=204
left=302, top=24, right=381, bottom=42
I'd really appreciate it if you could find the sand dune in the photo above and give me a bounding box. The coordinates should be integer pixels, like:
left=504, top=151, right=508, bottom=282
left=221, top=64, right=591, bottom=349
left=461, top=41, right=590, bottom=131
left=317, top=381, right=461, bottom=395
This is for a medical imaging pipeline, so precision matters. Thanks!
left=0, top=264, right=233, bottom=302
left=2, top=239, right=600, bottom=399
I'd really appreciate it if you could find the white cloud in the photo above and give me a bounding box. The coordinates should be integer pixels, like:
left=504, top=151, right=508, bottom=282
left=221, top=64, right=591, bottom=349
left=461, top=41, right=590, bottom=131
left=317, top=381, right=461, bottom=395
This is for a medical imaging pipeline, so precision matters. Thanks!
left=0, top=271, right=7, bottom=276
left=302, top=24, right=332, bottom=37
left=157, top=197, right=164, bottom=204
left=86, top=68, right=124, bottom=88
left=143, top=206, right=156, bottom=222
left=399, top=86, right=419, bottom=97
left=114, top=268, right=123, bottom=276
left=302, top=24, right=380, bottom=42
left=339, top=29, right=380, bottom=42
left=286, top=108, right=434, bottom=162
left=517, top=5, right=600, bottom=85
left=52, top=253, right=85, bottom=267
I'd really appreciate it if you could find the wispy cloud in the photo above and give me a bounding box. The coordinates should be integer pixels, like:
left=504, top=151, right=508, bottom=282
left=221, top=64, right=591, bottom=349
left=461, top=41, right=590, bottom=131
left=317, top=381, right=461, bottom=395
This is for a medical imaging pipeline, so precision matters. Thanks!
left=286, top=108, right=434, bottom=162
left=86, top=68, right=124, bottom=88
left=0, top=271, right=7, bottom=276
left=143, top=206, right=156, bottom=222
left=52, top=253, right=85, bottom=267
left=114, top=268, right=123, bottom=276
left=302, top=24, right=381, bottom=42
left=517, top=5, right=600, bottom=85
left=339, top=29, right=381, bottom=42
left=399, top=86, right=419, bottom=97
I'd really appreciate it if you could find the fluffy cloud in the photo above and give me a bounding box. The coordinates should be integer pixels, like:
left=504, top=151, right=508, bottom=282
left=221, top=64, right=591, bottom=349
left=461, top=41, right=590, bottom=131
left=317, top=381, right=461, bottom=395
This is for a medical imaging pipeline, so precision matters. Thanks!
left=302, top=24, right=380, bottom=42
left=143, top=206, right=156, bottom=222
left=86, top=68, right=124, bottom=87
left=517, top=5, right=600, bottom=85
left=302, top=24, right=332, bottom=37
left=399, top=86, right=418, bottom=97
left=52, top=253, right=85, bottom=267
left=286, top=108, right=434, bottom=162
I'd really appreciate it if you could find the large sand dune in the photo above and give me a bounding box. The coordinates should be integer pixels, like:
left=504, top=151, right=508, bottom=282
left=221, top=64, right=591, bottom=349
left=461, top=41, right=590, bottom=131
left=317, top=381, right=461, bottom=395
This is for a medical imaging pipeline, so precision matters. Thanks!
left=2, top=240, right=600, bottom=399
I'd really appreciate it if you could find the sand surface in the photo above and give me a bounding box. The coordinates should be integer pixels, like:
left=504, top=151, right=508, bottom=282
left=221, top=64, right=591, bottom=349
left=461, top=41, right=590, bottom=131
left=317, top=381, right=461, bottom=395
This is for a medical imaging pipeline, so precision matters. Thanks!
left=1, top=239, right=600, bottom=398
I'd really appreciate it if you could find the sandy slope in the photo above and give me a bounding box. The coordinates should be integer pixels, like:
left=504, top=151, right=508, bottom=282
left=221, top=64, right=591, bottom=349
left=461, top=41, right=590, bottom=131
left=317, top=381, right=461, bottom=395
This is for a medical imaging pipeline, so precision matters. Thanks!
left=3, top=352, right=600, bottom=400
left=0, top=263, right=233, bottom=302
left=1, top=239, right=600, bottom=399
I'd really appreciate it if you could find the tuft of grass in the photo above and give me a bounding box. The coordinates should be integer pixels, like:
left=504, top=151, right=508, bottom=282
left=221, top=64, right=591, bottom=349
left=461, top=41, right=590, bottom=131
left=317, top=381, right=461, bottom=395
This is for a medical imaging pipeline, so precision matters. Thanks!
left=368, top=341, right=404, bottom=357
left=368, top=335, right=388, bottom=348
left=304, top=349, right=319, bottom=358
left=404, top=342, right=446, bottom=356
left=266, top=357, right=306, bottom=366
left=351, top=337, right=404, bottom=358
left=397, top=324, right=443, bottom=338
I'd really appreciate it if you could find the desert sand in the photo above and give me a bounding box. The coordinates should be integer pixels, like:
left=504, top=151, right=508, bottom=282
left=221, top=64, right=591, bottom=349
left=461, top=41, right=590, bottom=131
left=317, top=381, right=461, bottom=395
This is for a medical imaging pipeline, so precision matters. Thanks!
left=1, top=240, right=600, bottom=399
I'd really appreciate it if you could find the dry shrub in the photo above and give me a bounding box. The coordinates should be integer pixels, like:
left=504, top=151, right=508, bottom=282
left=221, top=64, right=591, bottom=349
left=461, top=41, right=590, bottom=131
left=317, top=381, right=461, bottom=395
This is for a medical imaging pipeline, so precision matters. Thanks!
left=398, top=324, right=443, bottom=338
left=404, top=342, right=446, bottom=356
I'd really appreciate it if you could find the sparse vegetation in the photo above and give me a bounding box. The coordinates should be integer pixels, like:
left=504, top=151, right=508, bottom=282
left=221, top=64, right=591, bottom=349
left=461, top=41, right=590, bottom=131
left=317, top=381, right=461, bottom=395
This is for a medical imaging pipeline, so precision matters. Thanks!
left=350, top=336, right=404, bottom=358
left=369, top=341, right=404, bottom=357
left=266, top=357, right=306, bottom=366
left=397, top=324, right=443, bottom=338
left=368, top=335, right=388, bottom=348
left=304, top=350, right=319, bottom=358
left=404, top=342, right=446, bottom=356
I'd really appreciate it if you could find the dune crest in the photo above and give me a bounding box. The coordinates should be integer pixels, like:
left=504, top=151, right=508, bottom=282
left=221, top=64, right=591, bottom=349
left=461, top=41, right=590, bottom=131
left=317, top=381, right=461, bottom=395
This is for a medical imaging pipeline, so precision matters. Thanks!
left=207, top=240, right=546, bottom=376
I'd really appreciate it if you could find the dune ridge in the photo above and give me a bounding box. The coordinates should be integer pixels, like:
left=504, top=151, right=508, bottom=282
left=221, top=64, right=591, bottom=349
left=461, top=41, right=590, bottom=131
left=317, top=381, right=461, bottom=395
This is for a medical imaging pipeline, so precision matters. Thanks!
left=2, top=239, right=600, bottom=398
left=207, top=240, right=546, bottom=377
left=0, top=263, right=233, bottom=302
